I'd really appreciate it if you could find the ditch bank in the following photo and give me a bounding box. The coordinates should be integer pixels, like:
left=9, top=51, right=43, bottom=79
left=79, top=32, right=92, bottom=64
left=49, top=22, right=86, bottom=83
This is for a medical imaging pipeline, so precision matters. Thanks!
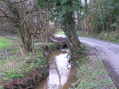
left=3, top=63, right=48, bottom=89
left=0, top=49, right=49, bottom=89
left=2, top=36, right=67, bottom=89
left=2, top=35, right=75, bottom=89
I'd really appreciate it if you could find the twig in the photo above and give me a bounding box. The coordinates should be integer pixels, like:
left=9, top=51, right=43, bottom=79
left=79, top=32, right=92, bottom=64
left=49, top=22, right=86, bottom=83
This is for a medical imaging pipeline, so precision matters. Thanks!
left=71, top=79, right=81, bottom=88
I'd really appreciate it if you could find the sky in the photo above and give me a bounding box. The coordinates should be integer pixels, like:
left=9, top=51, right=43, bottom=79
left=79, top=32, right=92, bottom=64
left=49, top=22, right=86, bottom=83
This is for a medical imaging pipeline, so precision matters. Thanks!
left=81, top=0, right=90, bottom=6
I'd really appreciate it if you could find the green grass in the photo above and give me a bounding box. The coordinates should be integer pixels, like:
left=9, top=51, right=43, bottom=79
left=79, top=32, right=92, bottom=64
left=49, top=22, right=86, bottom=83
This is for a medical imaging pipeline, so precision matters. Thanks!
left=0, top=86, right=4, bottom=89
left=0, top=50, right=47, bottom=81
left=0, top=36, right=48, bottom=89
left=0, top=36, right=48, bottom=81
left=78, top=31, right=119, bottom=43
left=55, top=31, right=65, bottom=35
left=97, top=31, right=119, bottom=43
left=56, top=30, right=119, bottom=43
left=70, top=54, right=116, bottom=89
left=0, top=37, right=12, bottom=49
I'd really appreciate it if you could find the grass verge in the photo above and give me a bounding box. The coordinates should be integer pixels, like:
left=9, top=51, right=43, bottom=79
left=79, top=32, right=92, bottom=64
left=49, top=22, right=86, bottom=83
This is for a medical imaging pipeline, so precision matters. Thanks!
left=70, top=48, right=116, bottom=89
left=0, top=50, right=47, bottom=81
left=78, top=31, right=119, bottom=43
left=0, top=36, right=48, bottom=89
left=0, top=37, right=12, bottom=49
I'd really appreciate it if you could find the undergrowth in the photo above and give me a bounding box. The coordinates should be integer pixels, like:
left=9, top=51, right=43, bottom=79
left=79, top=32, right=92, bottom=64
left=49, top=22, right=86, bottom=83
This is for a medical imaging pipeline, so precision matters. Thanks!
left=0, top=36, right=48, bottom=89
left=0, top=50, right=47, bottom=82
left=0, top=37, right=12, bottom=49
left=79, top=31, right=119, bottom=43
left=70, top=48, right=116, bottom=89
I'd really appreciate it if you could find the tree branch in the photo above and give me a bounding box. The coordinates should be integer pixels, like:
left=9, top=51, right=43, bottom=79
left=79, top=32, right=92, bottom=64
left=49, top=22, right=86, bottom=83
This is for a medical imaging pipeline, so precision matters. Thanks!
left=0, top=8, right=9, bottom=17
left=0, top=8, right=18, bottom=22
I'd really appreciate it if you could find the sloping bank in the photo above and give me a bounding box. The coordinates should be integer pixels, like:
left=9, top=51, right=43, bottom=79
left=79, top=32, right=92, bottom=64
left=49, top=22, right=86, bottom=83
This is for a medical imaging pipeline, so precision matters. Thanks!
left=2, top=51, right=49, bottom=89
left=49, top=34, right=116, bottom=89
left=2, top=37, right=68, bottom=89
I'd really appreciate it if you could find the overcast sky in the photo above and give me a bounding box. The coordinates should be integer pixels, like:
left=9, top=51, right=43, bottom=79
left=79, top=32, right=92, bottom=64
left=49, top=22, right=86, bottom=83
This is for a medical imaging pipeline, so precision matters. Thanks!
left=81, top=0, right=90, bottom=5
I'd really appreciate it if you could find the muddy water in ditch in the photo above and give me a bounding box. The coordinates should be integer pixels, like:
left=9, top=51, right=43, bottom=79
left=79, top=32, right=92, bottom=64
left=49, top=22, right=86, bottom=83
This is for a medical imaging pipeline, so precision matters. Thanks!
left=36, top=49, right=76, bottom=89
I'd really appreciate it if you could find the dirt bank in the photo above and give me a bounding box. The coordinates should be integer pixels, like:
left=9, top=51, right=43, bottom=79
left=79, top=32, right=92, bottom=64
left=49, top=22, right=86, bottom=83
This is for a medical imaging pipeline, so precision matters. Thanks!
left=4, top=65, right=48, bottom=89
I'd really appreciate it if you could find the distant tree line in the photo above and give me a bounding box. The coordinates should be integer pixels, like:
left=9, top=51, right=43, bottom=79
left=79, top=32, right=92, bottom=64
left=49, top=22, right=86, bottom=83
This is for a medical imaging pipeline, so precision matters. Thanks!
left=79, top=0, right=119, bottom=33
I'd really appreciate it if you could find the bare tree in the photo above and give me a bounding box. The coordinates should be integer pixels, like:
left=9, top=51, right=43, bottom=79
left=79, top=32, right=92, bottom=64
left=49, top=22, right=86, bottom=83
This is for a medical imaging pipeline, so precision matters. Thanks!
left=0, top=0, right=50, bottom=54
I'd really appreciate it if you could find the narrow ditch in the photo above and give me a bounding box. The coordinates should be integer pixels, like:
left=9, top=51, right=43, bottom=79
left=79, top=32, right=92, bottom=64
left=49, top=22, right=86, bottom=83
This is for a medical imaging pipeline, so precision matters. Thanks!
left=36, top=49, right=76, bottom=89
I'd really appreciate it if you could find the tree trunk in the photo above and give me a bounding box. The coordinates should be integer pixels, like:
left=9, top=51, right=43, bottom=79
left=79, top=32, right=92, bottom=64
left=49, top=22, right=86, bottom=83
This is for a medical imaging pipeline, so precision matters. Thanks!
left=63, top=11, right=81, bottom=59
left=3, top=0, right=33, bottom=54
left=85, top=0, right=88, bottom=14
left=17, top=23, right=33, bottom=54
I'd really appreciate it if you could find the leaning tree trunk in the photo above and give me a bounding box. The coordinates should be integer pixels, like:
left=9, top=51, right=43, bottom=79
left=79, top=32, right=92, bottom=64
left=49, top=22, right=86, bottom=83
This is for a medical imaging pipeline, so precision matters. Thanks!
left=16, top=22, right=32, bottom=55
left=3, top=0, right=33, bottom=55
left=63, top=11, right=81, bottom=59
left=19, top=23, right=33, bottom=53
left=85, top=0, right=88, bottom=14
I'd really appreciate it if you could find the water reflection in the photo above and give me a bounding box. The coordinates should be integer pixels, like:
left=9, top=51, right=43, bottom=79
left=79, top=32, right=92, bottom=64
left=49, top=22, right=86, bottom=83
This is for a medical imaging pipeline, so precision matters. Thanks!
left=47, top=50, right=71, bottom=89
left=36, top=49, right=75, bottom=89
